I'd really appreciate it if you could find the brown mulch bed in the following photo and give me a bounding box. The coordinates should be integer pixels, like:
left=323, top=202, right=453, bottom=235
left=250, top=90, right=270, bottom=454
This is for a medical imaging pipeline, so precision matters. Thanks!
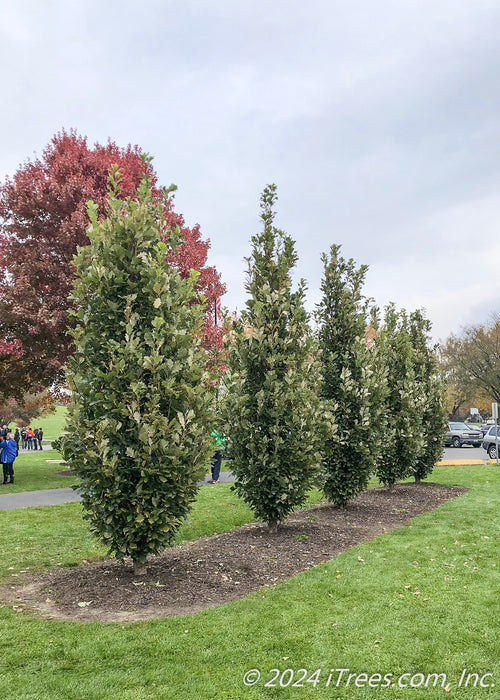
left=0, top=483, right=466, bottom=623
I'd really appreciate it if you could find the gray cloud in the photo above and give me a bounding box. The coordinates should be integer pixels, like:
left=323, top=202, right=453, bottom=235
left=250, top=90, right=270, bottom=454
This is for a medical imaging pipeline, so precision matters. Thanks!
left=1, top=0, right=500, bottom=339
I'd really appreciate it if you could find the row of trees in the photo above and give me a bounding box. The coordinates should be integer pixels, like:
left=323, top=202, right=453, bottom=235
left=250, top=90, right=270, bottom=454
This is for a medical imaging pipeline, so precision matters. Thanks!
left=2, top=134, right=446, bottom=571
left=224, top=186, right=447, bottom=531
left=61, top=178, right=445, bottom=572
left=0, top=390, right=58, bottom=427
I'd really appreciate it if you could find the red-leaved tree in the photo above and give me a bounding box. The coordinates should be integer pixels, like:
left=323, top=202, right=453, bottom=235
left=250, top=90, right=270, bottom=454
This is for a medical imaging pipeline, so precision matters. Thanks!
left=0, top=130, right=225, bottom=400
left=0, top=390, right=56, bottom=427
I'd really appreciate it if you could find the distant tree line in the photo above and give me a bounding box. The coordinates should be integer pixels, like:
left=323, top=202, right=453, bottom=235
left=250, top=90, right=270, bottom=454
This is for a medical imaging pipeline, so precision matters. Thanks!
left=439, top=316, right=500, bottom=420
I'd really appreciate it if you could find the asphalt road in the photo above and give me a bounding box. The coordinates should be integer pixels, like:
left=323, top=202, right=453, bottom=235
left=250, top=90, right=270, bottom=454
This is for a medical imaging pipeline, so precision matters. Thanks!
left=441, top=445, right=490, bottom=462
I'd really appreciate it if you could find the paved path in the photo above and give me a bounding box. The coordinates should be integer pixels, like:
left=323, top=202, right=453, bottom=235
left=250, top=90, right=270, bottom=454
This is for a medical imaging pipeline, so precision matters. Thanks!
left=0, top=472, right=235, bottom=510
left=17, top=443, right=53, bottom=454
left=0, top=487, right=82, bottom=510
left=1, top=448, right=494, bottom=511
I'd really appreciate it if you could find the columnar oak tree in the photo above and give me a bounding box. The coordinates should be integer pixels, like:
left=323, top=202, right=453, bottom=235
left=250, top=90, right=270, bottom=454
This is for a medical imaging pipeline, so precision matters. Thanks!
left=409, top=309, right=447, bottom=483
left=57, top=168, right=214, bottom=574
left=223, top=185, right=323, bottom=529
left=0, top=130, right=225, bottom=399
left=376, top=304, right=425, bottom=488
left=316, top=245, right=385, bottom=505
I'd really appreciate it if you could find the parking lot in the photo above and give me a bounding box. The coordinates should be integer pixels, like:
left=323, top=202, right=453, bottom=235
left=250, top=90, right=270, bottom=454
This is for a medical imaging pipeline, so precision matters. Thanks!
left=441, top=445, right=491, bottom=462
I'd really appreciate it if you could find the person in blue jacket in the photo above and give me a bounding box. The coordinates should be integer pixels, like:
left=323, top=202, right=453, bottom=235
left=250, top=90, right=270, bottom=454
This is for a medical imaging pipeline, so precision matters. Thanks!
left=1, top=432, right=18, bottom=484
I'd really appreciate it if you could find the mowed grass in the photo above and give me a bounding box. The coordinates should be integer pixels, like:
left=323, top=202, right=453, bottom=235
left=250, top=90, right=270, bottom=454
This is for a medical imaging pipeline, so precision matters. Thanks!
left=15, top=404, right=68, bottom=440
left=1, top=449, right=77, bottom=493
left=0, top=465, right=498, bottom=699
left=0, top=482, right=255, bottom=581
left=0, top=484, right=325, bottom=580
left=2, top=447, right=230, bottom=493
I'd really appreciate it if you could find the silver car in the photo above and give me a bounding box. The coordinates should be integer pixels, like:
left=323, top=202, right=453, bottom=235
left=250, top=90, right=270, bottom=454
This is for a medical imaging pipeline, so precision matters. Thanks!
left=444, top=422, right=482, bottom=448
left=481, top=426, right=500, bottom=459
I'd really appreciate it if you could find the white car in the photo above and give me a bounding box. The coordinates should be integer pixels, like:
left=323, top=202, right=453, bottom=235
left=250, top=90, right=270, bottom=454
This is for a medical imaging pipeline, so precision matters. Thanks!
left=481, top=426, right=500, bottom=459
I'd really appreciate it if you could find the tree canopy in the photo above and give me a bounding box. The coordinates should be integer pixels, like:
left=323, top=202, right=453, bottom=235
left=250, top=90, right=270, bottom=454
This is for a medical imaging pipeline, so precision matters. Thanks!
left=316, top=244, right=384, bottom=506
left=409, top=309, right=447, bottom=482
left=223, top=185, right=322, bottom=528
left=375, top=305, right=425, bottom=487
left=0, top=130, right=225, bottom=401
left=440, top=315, right=500, bottom=415
left=57, top=168, right=214, bottom=574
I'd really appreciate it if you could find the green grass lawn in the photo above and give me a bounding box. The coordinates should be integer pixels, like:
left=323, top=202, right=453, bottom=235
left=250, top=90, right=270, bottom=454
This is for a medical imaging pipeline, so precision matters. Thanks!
left=2, top=447, right=229, bottom=494
left=15, top=404, right=68, bottom=440
left=1, top=449, right=77, bottom=493
left=0, top=465, right=498, bottom=699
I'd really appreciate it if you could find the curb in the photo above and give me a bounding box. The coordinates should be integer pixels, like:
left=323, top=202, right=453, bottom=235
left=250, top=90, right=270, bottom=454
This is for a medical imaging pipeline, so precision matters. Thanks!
left=437, top=460, right=486, bottom=466
left=437, top=460, right=491, bottom=466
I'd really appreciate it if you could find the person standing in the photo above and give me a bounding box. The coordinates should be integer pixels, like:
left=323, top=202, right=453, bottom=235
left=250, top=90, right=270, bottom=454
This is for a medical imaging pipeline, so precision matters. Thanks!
left=33, top=428, right=39, bottom=450
left=20, top=427, right=27, bottom=449
left=26, top=427, right=34, bottom=450
left=208, top=429, right=225, bottom=483
left=1, top=432, right=17, bottom=484
left=13, top=428, right=20, bottom=455
left=37, top=427, right=43, bottom=450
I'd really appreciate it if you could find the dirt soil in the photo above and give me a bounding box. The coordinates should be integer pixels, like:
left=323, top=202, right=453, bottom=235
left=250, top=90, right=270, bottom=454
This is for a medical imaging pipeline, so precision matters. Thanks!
left=0, top=482, right=466, bottom=623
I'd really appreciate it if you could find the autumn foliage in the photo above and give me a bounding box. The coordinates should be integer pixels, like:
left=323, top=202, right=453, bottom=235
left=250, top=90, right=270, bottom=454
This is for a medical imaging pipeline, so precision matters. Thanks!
left=0, top=390, right=56, bottom=426
left=0, top=130, right=225, bottom=400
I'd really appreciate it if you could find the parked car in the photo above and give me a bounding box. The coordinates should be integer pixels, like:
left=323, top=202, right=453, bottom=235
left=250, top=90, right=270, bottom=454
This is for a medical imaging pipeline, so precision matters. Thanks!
left=481, top=425, right=500, bottom=459
left=480, top=424, right=492, bottom=436
left=444, top=422, right=483, bottom=448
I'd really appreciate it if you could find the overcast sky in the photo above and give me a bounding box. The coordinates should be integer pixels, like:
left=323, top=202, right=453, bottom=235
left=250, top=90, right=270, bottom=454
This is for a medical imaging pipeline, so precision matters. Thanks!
left=2, top=0, right=500, bottom=341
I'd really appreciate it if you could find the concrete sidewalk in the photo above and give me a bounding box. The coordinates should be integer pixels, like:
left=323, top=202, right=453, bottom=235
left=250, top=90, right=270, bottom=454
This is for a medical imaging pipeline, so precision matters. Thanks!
left=0, top=472, right=235, bottom=510
left=17, top=443, right=53, bottom=454
left=0, top=487, right=82, bottom=510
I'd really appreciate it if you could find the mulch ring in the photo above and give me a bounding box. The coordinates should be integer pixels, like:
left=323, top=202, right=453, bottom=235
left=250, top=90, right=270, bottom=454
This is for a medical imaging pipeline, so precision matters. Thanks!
left=0, top=482, right=466, bottom=623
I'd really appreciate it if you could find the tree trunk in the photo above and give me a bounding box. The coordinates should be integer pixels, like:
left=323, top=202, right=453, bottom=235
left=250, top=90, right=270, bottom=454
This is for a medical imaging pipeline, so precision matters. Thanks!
left=414, top=475, right=421, bottom=484
left=133, top=558, right=147, bottom=576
